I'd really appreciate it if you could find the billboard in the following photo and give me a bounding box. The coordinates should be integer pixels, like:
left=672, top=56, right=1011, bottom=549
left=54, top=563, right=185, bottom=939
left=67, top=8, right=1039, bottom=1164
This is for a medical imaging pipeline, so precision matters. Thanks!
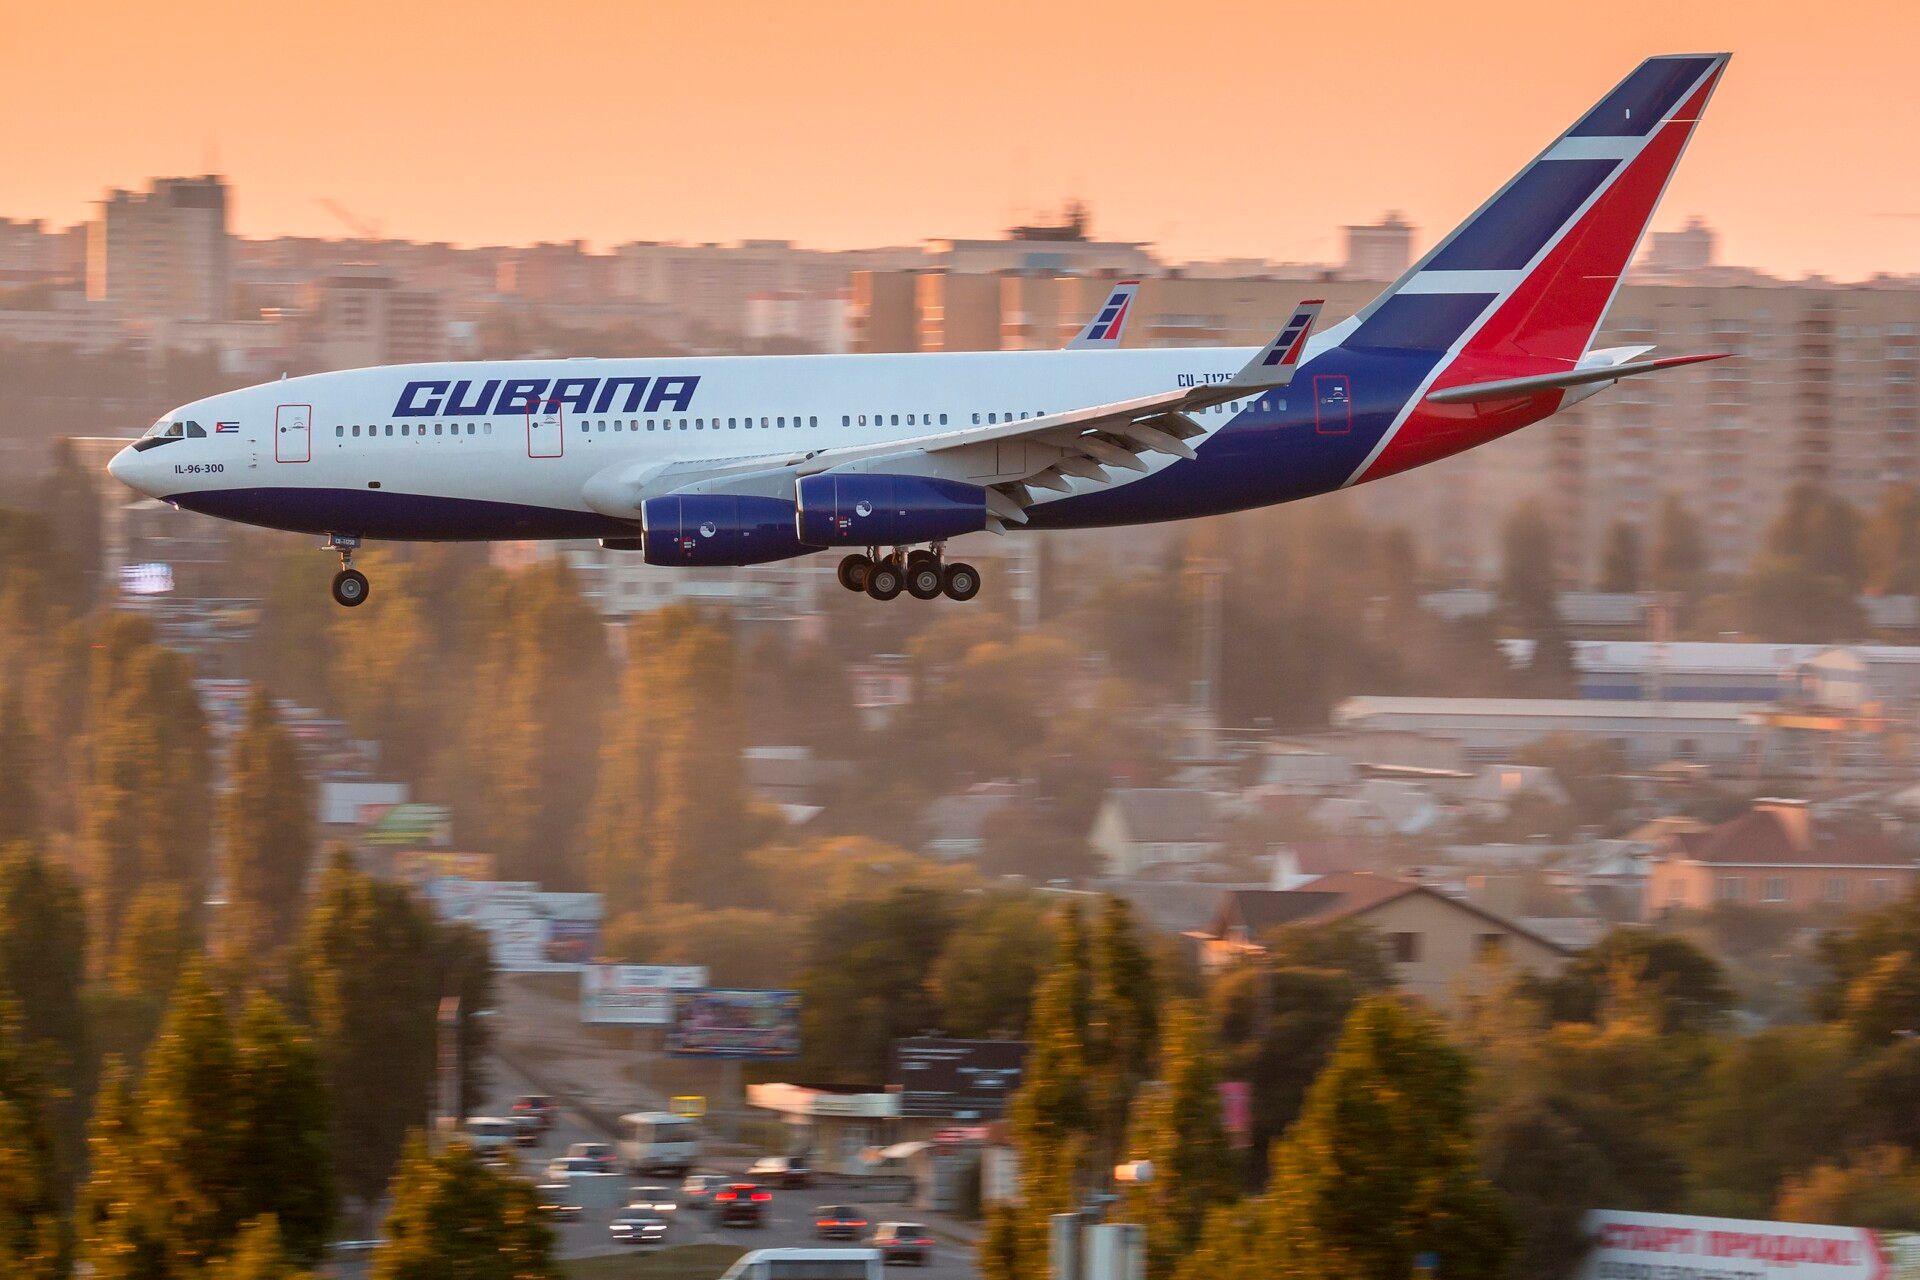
left=1582, top=1210, right=1920, bottom=1280
left=667, top=989, right=801, bottom=1059
left=427, top=883, right=602, bottom=973
left=890, top=1038, right=1028, bottom=1119
left=581, top=965, right=709, bottom=1025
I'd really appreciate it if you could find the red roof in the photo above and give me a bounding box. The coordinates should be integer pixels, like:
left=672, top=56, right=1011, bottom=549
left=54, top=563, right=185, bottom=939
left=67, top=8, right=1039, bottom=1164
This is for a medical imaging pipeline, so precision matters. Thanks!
left=1672, top=804, right=1912, bottom=868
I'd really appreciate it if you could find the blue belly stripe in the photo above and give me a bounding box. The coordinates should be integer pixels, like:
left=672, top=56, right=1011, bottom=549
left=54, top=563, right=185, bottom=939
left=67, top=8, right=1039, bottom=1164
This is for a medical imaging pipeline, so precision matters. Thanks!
left=166, top=486, right=640, bottom=541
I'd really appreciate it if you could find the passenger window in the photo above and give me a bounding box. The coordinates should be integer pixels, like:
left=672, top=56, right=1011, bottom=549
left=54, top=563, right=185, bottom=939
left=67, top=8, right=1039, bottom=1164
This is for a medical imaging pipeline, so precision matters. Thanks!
left=859, top=415, right=866, bottom=426
left=335, top=425, right=344, bottom=437
left=762, top=417, right=770, bottom=428
left=352, top=425, right=361, bottom=437
left=890, top=414, right=898, bottom=426
left=971, top=413, right=979, bottom=424
left=842, top=415, right=851, bottom=427
left=940, top=414, right=948, bottom=425
left=988, top=413, right=997, bottom=424
left=777, top=416, right=785, bottom=428
left=810, top=416, right=818, bottom=427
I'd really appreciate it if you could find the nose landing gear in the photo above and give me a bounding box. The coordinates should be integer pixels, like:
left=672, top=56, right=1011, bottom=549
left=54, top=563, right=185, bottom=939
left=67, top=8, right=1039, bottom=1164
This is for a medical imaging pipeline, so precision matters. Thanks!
left=834, top=546, right=980, bottom=602
left=327, top=534, right=370, bottom=608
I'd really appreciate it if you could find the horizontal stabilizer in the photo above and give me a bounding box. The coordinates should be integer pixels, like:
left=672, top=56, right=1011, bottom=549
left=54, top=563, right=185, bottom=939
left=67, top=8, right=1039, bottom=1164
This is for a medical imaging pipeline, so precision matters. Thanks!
left=1423, top=352, right=1728, bottom=405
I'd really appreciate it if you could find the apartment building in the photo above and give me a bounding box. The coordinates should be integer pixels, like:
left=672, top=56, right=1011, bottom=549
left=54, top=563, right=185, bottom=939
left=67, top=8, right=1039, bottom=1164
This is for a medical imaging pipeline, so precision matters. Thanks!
left=86, top=175, right=232, bottom=321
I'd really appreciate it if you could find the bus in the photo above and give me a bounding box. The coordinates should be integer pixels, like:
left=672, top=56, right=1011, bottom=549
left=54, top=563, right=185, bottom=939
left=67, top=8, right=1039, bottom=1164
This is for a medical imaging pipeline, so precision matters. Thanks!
left=617, top=1110, right=700, bottom=1176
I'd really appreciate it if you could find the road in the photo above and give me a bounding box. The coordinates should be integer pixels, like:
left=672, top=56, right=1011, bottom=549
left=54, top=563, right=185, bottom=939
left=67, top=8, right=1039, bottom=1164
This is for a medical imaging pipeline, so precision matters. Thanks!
left=480, top=1058, right=978, bottom=1280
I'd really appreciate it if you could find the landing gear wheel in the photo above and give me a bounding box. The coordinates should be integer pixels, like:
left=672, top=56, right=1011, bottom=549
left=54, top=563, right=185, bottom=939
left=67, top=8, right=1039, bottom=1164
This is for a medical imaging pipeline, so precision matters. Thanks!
left=331, top=568, right=370, bottom=608
left=907, top=549, right=939, bottom=575
left=865, top=557, right=905, bottom=600
left=837, top=553, right=872, bottom=592
left=942, top=562, right=981, bottom=601
left=907, top=560, right=945, bottom=600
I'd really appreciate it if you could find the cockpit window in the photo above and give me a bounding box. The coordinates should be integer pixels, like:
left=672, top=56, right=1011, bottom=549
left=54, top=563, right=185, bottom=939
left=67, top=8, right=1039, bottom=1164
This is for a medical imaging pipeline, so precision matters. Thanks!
left=184, top=422, right=207, bottom=439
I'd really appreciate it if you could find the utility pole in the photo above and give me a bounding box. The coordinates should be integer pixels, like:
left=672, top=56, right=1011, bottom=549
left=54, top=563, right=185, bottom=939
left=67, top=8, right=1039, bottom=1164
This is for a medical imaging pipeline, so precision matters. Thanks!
left=1191, top=558, right=1228, bottom=757
left=432, top=995, right=460, bottom=1151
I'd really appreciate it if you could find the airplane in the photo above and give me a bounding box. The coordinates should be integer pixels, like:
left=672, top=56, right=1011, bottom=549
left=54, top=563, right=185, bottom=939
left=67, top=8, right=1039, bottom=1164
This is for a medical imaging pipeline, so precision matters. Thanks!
left=110, top=53, right=1732, bottom=609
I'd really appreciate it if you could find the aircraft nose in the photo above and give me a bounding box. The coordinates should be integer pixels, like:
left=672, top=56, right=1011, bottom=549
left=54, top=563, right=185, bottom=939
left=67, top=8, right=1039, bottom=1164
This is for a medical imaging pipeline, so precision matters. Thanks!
left=108, top=443, right=151, bottom=496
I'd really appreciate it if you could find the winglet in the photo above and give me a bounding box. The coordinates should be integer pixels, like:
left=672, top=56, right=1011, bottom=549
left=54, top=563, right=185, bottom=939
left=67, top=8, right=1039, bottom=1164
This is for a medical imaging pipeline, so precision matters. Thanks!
left=1067, top=280, right=1142, bottom=349
left=1230, top=300, right=1323, bottom=388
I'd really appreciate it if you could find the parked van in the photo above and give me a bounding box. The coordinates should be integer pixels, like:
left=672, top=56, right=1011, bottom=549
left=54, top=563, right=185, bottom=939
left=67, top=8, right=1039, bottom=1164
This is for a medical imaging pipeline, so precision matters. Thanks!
left=720, top=1248, right=884, bottom=1280
left=617, top=1111, right=700, bottom=1176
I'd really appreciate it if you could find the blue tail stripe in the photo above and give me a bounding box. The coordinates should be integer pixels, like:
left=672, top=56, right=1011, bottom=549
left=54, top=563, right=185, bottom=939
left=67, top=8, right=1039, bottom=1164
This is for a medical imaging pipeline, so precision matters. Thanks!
left=1570, top=55, right=1715, bottom=137
left=1426, top=159, right=1618, bottom=271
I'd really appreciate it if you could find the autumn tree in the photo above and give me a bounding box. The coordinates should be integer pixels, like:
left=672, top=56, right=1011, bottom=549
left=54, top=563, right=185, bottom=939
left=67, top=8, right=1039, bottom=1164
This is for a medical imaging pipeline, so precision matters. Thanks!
left=0, top=1011, right=65, bottom=1280
left=1123, top=1001, right=1235, bottom=1279
left=373, top=1137, right=556, bottom=1280
left=1598, top=520, right=1643, bottom=594
left=222, top=690, right=315, bottom=961
left=1258, top=998, right=1511, bottom=1280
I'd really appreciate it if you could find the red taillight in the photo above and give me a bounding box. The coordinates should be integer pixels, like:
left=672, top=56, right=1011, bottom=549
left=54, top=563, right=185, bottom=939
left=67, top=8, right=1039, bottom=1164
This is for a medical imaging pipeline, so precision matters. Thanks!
left=752, top=1192, right=772, bottom=1202
left=852, top=1221, right=868, bottom=1228
left=716, top=1192, right=736, bottom=1202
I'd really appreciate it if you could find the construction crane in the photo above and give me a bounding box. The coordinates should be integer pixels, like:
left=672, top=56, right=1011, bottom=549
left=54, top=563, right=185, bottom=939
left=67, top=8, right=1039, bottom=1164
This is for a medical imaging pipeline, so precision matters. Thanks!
left=316, top=198, right=385, bottom=241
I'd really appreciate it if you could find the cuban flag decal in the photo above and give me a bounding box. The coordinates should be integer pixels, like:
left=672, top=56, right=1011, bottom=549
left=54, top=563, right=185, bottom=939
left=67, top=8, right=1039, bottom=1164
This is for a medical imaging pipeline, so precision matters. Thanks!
left=215, top=421, right=240, bottom=433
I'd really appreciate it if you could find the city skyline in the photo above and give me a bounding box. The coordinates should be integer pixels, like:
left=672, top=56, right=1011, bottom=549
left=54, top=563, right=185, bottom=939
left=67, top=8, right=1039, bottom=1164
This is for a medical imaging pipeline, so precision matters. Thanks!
left=5, top=0, right=1920, bottom=280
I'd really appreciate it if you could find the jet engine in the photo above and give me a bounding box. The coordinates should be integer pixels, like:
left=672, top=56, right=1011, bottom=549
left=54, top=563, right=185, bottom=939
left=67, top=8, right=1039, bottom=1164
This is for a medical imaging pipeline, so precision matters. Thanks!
left=639, top=494, right=810, bottom=566
left=794, top=473, right=988, bottom=547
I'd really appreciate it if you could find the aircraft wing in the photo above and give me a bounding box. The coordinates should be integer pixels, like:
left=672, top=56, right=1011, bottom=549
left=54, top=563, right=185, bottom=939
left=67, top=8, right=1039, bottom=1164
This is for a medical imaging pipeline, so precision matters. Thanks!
left=584, top=302, right=1324, bottom=531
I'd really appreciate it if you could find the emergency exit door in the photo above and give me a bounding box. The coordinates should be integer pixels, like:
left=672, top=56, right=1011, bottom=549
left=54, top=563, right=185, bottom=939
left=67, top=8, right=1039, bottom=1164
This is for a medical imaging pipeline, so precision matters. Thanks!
left=528, top=400, right=564, bottom=458
left=275, top=403, right=312, bottom=462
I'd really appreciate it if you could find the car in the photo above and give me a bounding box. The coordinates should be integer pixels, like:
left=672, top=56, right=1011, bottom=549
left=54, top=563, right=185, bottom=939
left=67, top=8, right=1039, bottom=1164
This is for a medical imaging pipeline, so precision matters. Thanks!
left=463, top=1116, right=516, bottom=1154
left=748, top=1154, right=811, bottom=1188
left=566, top=1142, right=617, bottom=1171
left=534, top=1186, right=582, bottom=1222
left=510, top=1114, right=543, bottom=1148
left=814, top=1205, right=869, bottom=1241
left=682, top=1173, right=732, bottom=1210
left=714, top=1182, right=772, bottom=1227
left=512, top=1094, right=558, bottom=1130
left=545, top=1155, right=606, bottom=1181
left=610, top=1215, right=670, bottom=1248
left=628, top=1185, right=678, bottom=1216
left=872, top=1223, right=935, bottom=1266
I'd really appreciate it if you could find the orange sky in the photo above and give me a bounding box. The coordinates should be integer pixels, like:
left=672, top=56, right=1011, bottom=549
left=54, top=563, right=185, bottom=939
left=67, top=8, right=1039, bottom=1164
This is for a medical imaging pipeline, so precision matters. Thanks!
left=4, top=0, right=1917, bottom=279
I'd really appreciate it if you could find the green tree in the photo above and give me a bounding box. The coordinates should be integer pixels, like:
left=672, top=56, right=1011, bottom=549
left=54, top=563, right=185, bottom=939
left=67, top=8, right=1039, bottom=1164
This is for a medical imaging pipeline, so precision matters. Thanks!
left=929, top=892, right=1054, bottom=1039
left=587, top=607, right=756, bottom=911
left=230, top=995, right=333, bottom=1263
left=1777, top=1147, right=1920, bottom=1232
left=1500, top=502, right=1575, bottom=694
left=202, top=1217, right=310, bottom=1280
left=798, top=887, right=960, bottom=1083
left=136, top=965, right=247, bottom=1270
left=1598, top=520, right=1643, bottom=594
left=373, top=1137, right=556, bottom=1280
left=1684, top=1025, right=1854, bottom=1216
left=1651, top=494, right=1710, bottom=601
left=1123, top=1001, right=1234, bottom=1280
left=1260, top=998, right=1511, bottom=1280
left=0, top=1011, right=65, bottom=1280
left=0, top=848, right=87, bottom=1072
left=76, top=1062, right=171, bottom=1280
left=296, top=859, right=446, bottom=1210
left=1864, top=483, right=1920, bottom=597
left=222, top=691, right=315, bottom=961
left=0, top=685, right=40, bottom=847
left=1519, top=929, right=1734, bottom=1034
left=1478, top=1093, right=1623, bottom=1280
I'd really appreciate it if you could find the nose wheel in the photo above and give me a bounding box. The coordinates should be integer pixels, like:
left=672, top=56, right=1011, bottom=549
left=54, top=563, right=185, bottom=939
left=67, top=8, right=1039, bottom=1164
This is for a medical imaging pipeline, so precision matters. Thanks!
left=834, top=547, right=980, bottom=602
left=326, top=534, right=370, bottom=608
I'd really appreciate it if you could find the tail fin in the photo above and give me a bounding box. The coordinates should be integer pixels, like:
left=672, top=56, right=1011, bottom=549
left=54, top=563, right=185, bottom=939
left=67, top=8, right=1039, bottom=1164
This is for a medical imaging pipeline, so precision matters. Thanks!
left=1067, top=280, right=1141, bottom=349
left=1334, top=53, right=1729, bottom=366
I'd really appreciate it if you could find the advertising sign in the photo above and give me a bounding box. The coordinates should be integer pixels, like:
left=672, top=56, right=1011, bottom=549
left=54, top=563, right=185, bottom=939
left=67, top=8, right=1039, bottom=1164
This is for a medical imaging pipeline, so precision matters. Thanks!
left=580, top=965, right=709, bottom=1025
left=361, top=803, right=454, bottom=850
left=428, top=883, right=602, bottom=973
left=391, top=851, right=496, bottom=888
left=1581, top=1210, right=1919, bottom=1280
left=889, top=1037, right=1028, bottom=1119
left=667, top=989, right=801, bottom=1059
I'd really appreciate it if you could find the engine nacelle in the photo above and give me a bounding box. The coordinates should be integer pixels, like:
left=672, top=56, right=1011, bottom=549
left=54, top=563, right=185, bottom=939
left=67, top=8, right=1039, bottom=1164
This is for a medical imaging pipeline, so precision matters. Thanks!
left=640, top=494, right=810, bottom=566
left=795, top=473, right=988, bottom=547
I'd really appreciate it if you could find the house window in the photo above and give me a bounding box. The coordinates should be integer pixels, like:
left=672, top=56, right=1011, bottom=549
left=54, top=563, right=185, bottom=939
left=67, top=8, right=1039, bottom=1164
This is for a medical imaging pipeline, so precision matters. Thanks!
left=1718, top=876, right=1745, bottom=901
left=1869, top=878, right=1892, bottom=902
left=1825, top=877, right=1849, bottom=903
left=1763, top=877, right=1790, bottom=903
left=1389, top=932, right=1420, bottom=964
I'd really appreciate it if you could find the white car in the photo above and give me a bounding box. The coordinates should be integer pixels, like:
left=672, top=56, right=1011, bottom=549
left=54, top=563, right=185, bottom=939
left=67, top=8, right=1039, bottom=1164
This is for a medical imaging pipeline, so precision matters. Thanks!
left=567, top=1141, right=617, bottom=1170
left=611, top=1215, right=670, bottom=1248
left=546, top=1155, right=605, bottom=1180
left=629, top=1186, right=679, bottom=1215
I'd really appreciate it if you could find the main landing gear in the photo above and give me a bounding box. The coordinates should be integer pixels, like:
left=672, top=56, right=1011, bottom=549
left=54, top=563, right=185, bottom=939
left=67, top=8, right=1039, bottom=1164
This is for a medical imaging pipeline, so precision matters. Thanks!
left=327, top=534, right=369, bottom=608
left=837, top=546, right=980, bottom=603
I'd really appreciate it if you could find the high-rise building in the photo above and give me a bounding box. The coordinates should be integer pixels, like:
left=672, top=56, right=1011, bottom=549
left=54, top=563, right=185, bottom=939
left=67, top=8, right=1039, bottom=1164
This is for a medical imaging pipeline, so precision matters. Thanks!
left=300, top=265, right=447, bottom=369
left=1341, top=212, right=1414, bottom=282
left=86, top=175, right=232, bottom=321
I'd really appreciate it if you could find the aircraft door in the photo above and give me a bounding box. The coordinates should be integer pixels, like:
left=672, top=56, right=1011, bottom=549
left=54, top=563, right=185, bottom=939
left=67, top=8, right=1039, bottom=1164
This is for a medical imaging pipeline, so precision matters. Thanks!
left=528, top=399, right=564, bottom=458
left=1313, top=375, right=1352, bottom=436
left=275, top=403, right=312, bottom=462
